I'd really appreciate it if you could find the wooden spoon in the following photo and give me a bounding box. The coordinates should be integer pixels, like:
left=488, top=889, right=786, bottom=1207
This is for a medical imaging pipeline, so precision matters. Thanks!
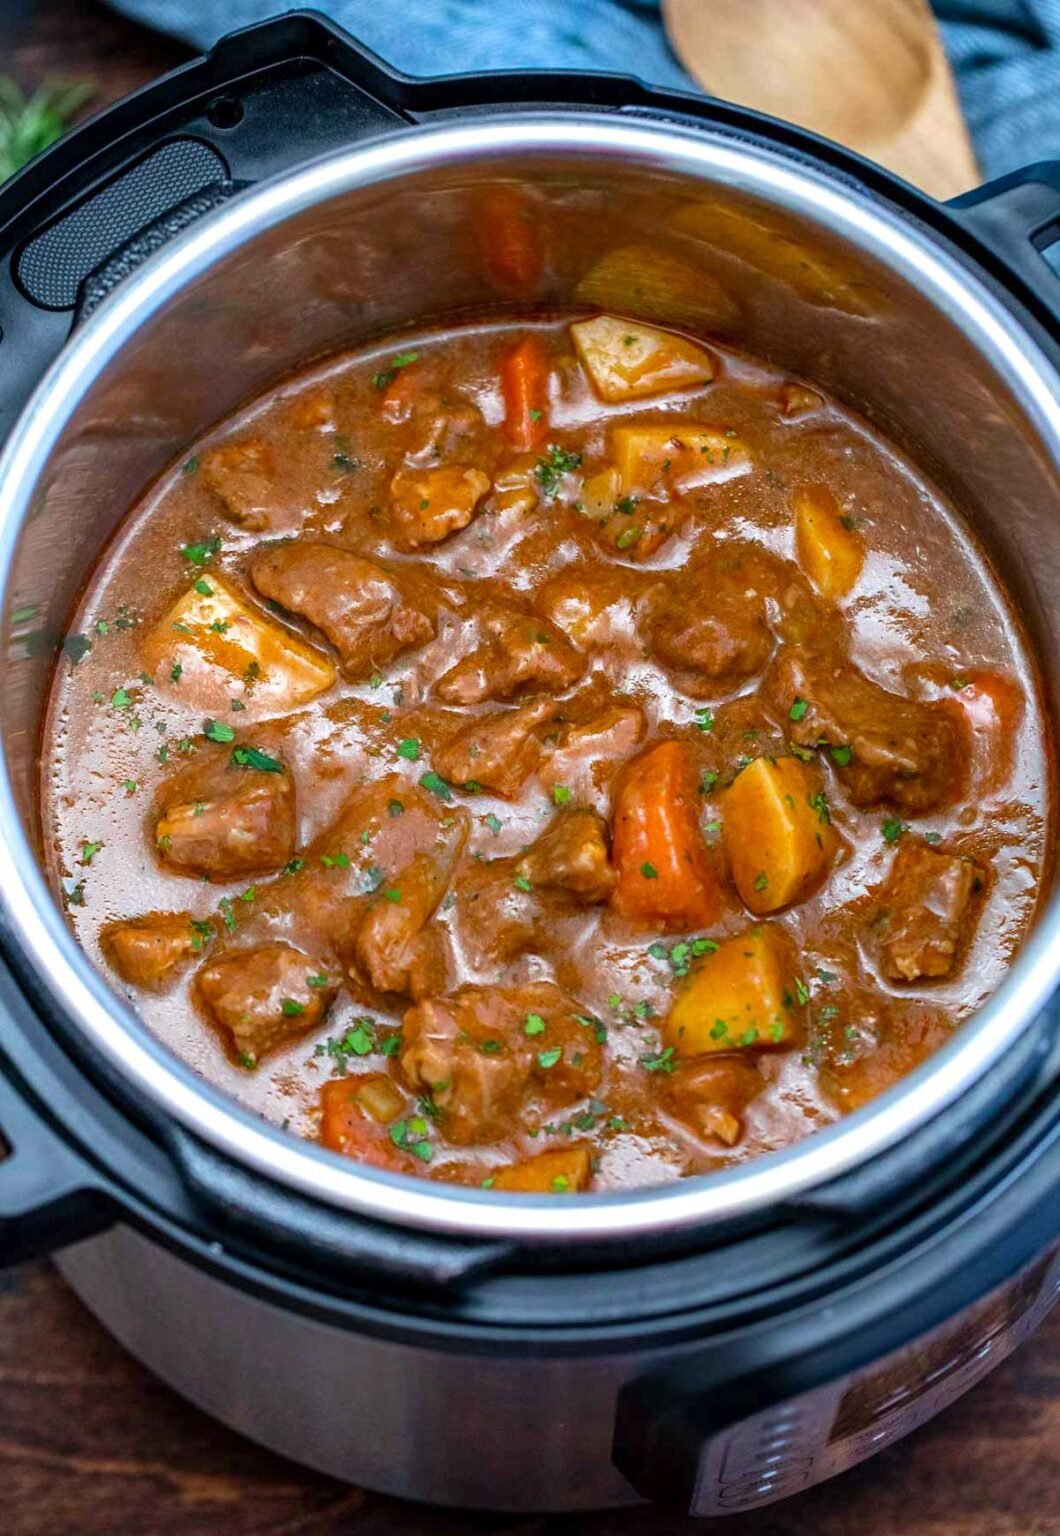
left=663, top=0, right=978, bottom=199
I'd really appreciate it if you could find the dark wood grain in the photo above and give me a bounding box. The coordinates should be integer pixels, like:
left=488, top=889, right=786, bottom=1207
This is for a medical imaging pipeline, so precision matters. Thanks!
left=0, top=4, right=1057, bottom=1533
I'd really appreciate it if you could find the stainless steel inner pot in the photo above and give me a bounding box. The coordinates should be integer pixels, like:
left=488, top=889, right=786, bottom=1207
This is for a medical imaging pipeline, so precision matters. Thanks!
left=1, top=116, right=1058, bottom=1244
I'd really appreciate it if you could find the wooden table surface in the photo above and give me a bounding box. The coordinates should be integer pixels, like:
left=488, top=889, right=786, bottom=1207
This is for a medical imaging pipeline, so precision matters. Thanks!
left=0, top=3, right=1058, bottom=1533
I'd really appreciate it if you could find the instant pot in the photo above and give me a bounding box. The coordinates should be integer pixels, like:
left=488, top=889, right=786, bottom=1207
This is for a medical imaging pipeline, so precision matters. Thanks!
left=0, top=13, right=1058, bottom=1514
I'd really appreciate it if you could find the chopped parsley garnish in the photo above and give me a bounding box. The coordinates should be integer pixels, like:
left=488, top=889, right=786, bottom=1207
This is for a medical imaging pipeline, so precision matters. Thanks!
left=640, top=862, right=659, bottom=879
left=321, top=851, right=351, bottom=869
left=122, top=779, right=138, bottom=795
left=231, top=744, right=284, bottom=773
left=809, top=790, right=831, bottom=825
left=371, top=350, right=420, bottom=390
left=534, top=443, right=582, bottom=496
left=284, top=857, right=305, bottom=875
left=203, top=718, right=235, bottom=743
left=484, top=812, right=503, bottom=835
left=924, top=831, right=943, bottom=844
left=537, top=1047, right=563, bottom=1069
left=181, top=534, right=220, bottom=567
left=396, top=737, right=421, bottom=762
left=882, top=818, right=906, bottom=844
left=387, top=798, right=405, bottom=818
left=419, top=769, right=453, bottom=802
left=307, top=973, right=330, bottom=988
left=80, top=840, right=103, bottom=865
left=640, top=1046, right=676, bottom=1074
left=615, top=525, right=641, bottom=551
left=693, top=706, right=714, bottom=732
left=830, top=744, right=853, bottom=767
left=753, top=870, right=768, bottom=891
left=552, top=784, right=572, bottom=806
left=614, top=495, right=638, bottom=515
left=63, top=633, right=92, bottom=664
left=280, top=998, right=305, bottom=1017
left=388, top=1117, right=432, bottom=1162
left=524, top=1012, right=546, bottom=1037
left=795, top=977, right=810, bottom=1006
left=111, top=687, right=132, bottom=710
left=193, top=578, right=214, bottom=597
left=789, top=696, right=810, bottom=722
left=514, top=874, right=533, bottom=893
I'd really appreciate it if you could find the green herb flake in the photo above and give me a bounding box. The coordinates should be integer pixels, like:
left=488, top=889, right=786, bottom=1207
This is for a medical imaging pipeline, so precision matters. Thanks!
left=640, top=861, right=659, bottom=879
left=789, top=696, right=810, bottom=722
left=640, top=1046, right=676, bottom=1074
left=280, top=998, right=306, bottom=1018
left=693, top=706, right=715, bottom=732
left=396, top=737, right=421, bottom=762
left=537, top=1047, right=563, bottom=1069
left=830, top=744, right=853, bottom=767
left=534, top=442, right=582, bottom=496
left=80, top=840, right=103, bottom=866
left=181, top=534, right=220, bottom=567
left=419, top=769, right=453, bottom=802
left=514, top=874, right=533, bottom=893
left=551, top=784, right=572, bottom=806
left=523, top=1012, right=547, bottom=1037
left=882, top=818, right=906, bottom=844
left=232, top=744, right=284, bottom=773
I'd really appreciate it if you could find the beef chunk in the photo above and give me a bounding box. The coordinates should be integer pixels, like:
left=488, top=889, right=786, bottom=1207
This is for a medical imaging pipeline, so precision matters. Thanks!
left=645, top=543, right=781, bottom=694
left=433, top=697, right=558, bottom=797
left=539, top=703, right=646, bottom=811
left=102, top=911, right=205, bottom=991
left=436, top=608, right=586, bottom=705
left=349, top=813, right=467, bottom=999
left=249, top=543, right=435, bottom=681
left=400, top=982, right=602, bottom=1144
left=667, top=1056, right=764, bottom=1146
left=516, top=809, right=615, bottom=903
left=154, top=744, right=296, bottom=880
left=197, top=941, right=336, bottom=1062
left=768, top=647, right=962, bottom=811
left=200, top=439, right=281, bottom=531
left=389, top=464, right=490, bottom=550
left=877, top=841, right=985, bottom=982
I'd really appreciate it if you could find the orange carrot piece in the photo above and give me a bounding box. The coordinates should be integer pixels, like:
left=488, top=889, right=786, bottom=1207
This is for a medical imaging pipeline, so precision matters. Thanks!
left=319, top=1078, right=407, bottom=1172
left=611, top=740, right=719, bottom=930
left=501, top=334, right=550, bottom=450
left=480, top=185, right=543, bottom=295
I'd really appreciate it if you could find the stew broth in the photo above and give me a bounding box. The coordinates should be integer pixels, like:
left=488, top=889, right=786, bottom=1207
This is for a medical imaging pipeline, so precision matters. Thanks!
left=41, top=314, right=1051, bottom=1193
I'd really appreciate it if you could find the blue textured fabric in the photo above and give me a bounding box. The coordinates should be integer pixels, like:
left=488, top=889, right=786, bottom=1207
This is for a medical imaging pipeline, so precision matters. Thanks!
left=103, top=0, right=1060, bottom=179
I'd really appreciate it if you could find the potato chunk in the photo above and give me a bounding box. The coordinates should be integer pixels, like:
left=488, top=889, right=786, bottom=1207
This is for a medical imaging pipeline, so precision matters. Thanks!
left=722, top=756, right=836, bottom=913
left=491, top=1145, right=593, bottom=1193
left=143, top=575, right=336, bottom=713
left=571, top=316, right=714, bottom=403
left=664, top=926, right=802, bottom=1057
left=793, top=484, right=864, bottom=599
left=612, top=423, right=749, bottom=495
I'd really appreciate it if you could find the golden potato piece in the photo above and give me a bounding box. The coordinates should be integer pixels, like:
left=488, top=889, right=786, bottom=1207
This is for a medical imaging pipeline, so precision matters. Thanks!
left=570, top=315, right=714, bottom=403
left=575, top=244, right=740, bottom=333
left=722, top=756, right=836, bottom=913
left=491, top=1144, right=593, bottom=1193
left=143, top=574, right=336, bottom=713
left=664, top=926, right=802, bottom=1057
left=612, top=423, right=749, bottom=494
left=671, top=201, right=880, bottom=316
left=794, top=484, right=864, bottom=600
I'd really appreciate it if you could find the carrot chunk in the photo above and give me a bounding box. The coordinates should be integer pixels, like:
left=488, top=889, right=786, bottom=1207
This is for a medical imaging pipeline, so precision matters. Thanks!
left=500, top=335, right=550, bottom=450
left=611, top=740, right=719, bottom=930
left=320, top=1076, right=409, bottom=1171
left=479, top=185, right=543, bottom=295
left=491, top=1144, right=592, bottom=1193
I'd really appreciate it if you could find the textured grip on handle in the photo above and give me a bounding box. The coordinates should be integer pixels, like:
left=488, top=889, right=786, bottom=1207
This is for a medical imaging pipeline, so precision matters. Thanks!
left=77, top=179, right=249, bottom=323
left=948, top=161, right=1060, bottom=330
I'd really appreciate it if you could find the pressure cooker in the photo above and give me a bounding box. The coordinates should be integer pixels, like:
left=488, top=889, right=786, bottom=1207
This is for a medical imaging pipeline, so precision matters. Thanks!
left=0, top=12, right=1057, bottom=1514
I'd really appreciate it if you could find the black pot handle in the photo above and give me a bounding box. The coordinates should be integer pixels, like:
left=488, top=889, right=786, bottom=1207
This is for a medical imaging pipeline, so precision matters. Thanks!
left=0, top=1047, right=114, bottom=1266
left=0, top=13, right=412, bottom=440
left=948, top=161, right=1060, bottom=329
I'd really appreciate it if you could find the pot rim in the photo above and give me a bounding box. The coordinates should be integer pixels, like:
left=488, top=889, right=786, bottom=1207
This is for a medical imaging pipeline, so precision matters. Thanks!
left=1, top=114, right=1058, bottom=1244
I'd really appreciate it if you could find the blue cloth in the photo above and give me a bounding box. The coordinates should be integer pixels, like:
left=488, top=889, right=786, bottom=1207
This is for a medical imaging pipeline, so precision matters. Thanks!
left=103, top=0, right=1060, bottom=180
